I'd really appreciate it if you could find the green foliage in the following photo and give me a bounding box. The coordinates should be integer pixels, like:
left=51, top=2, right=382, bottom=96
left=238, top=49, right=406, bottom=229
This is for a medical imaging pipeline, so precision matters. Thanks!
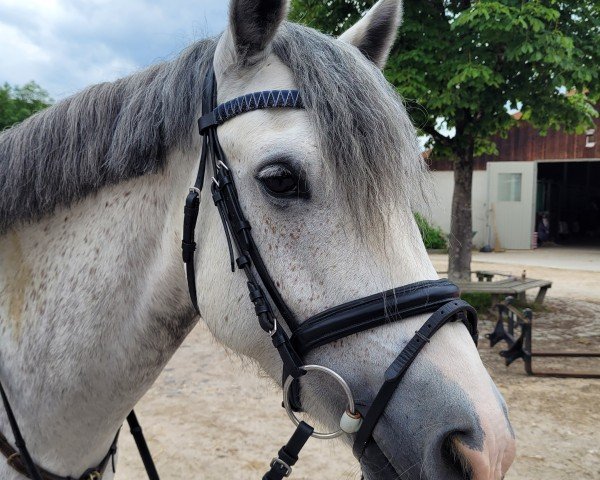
left=460, top=292, right=493, bottom=313
left=291, top=0, right=599, bottom=278
left=290, top=0, right=599, bottom=159
left=460, top=292, right=547, bottom=313
left=0, top=81, right=52, bottom=131
left=414, top=213, right=448, bottom=250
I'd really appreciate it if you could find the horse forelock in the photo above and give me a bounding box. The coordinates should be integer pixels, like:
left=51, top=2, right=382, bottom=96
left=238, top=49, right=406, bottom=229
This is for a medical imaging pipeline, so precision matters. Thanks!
left=273, top=23, right=429, bottom=237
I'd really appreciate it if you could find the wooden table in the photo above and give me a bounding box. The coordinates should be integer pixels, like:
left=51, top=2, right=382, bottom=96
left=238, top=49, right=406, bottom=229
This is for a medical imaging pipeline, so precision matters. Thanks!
left=456, top=271, right=552, bottom=305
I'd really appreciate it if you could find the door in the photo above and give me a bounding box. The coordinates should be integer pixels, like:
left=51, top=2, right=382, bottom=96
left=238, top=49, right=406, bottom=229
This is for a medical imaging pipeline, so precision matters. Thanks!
left=488, top=161, right=537, bottom=249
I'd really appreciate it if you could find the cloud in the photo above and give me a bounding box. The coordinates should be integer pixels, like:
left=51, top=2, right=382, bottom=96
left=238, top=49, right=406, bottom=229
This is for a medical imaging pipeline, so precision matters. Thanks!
left=0, top=0, right=228, bottom=99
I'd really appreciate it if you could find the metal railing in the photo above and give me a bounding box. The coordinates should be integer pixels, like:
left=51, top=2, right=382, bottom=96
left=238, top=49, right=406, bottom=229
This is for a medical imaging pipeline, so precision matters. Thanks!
left=486, top=296, right=600, bottom=379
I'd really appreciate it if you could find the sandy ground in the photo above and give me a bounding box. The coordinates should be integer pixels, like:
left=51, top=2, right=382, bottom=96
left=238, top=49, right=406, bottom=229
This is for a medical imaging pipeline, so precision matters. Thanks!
left=116, top=251, right=600, bottom=479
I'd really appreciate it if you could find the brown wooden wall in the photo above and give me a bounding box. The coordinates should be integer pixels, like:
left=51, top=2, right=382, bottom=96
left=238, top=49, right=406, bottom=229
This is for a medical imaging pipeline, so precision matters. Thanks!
left=430, top=116, right=600, bottom=171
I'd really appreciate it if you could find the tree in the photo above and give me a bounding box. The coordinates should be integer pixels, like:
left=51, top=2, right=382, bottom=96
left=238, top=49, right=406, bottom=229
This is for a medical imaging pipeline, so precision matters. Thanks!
left=291, top=0, right=599, bottom=281
left=0, top=81, right=53, bottom=131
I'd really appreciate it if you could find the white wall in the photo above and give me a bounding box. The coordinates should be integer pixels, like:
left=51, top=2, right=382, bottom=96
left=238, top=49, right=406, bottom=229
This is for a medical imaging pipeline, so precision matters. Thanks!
left=419, top=170, right=489, bottom=248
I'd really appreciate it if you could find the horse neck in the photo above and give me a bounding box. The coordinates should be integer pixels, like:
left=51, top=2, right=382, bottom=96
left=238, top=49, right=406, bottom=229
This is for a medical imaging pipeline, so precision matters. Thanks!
left=0, top=148, right=198, bottom=478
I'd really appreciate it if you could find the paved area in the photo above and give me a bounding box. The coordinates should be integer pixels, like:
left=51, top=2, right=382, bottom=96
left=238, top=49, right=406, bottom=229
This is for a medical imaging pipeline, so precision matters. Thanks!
left=430, top=249, right=600, bottom=303
left=116, top=250, right=600, bottom=480
left=469, top=246, right=600, bottom=272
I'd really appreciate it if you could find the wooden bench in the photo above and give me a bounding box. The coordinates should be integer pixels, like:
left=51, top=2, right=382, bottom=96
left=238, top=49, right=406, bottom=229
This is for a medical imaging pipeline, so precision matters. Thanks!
left=475, top=270, right=512, bottom=282
left=455, top=271, right=552, bottom=305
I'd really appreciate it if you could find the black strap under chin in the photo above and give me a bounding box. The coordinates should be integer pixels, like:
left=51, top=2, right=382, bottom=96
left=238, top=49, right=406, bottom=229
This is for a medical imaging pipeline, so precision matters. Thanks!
left=352, top=299, right=477, bottom=458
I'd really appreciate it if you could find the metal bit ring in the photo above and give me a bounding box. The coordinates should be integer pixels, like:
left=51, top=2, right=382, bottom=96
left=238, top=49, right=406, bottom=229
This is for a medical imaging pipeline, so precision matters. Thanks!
left=282, top=364, right=357, bottom=440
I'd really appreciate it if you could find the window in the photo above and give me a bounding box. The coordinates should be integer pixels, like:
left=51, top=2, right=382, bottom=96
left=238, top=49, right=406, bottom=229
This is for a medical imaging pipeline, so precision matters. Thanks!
left=498, top=173, right=522, bottom=201
left=585, top=128, right=596, bottom=148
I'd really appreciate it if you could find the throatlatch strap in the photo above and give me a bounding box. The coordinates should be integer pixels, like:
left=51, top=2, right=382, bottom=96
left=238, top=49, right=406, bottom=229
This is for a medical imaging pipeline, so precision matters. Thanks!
left=0, top=379, right=121, bottom=480
left=182, top=190, right=201, bottom=314
left=0, top=382, right=157, bottom=480
left=352, top=299, right=477, bottom=458
left=0, top=381, right=43, bottom=480
left=263, top=421, right=313, bottom=480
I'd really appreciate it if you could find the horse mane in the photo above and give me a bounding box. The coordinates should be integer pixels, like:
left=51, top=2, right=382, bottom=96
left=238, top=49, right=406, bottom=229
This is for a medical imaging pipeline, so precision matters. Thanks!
left=0, top=23, right=427, bottom=235
left=0, top=39, right=217, bottom=233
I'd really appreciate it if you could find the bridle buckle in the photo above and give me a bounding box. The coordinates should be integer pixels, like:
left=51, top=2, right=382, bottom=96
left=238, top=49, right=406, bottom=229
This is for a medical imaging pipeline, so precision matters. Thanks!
left=270, top=457, right=292, bottom=477
left=216, top=160, right=229, bottom=171
left=269, top=320, right=278, bottom=337
left=6, top=452, right=19, bottom=468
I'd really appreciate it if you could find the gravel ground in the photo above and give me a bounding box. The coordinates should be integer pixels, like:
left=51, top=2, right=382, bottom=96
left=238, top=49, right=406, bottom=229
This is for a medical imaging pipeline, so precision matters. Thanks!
left=115, top=256, right=600, bottom=479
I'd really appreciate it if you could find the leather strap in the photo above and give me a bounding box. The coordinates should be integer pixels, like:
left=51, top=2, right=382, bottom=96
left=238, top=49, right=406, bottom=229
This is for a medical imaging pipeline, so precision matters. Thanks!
left=211, top=167, right=306, bottom=380
left=291, top=280, right=463, bottom=355
left=352, top=299, right=477, bottom=458
left=184, top=66, right=305, bottom=332
left=0, top=391, right=158, bottom=480
left=212, top=163, right=300, bottom=330
left=127, top=411, right=160, bottom=480
left=0, top=416, right=119, bottom=480
left=286, top=280, right=470, bottom=412
left=0, top=381, right=43, bottom=480
left=199, top=90, right=303, bottom=134
left=263, top=421, right=313, bottom=480
left=181, top=66, right=215, bottom=316
left=182, top=190, right=201, bottom=313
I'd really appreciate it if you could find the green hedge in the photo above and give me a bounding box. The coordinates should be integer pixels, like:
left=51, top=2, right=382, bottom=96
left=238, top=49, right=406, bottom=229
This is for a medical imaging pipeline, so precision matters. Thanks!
left=415, top=213, right=448, bottom=250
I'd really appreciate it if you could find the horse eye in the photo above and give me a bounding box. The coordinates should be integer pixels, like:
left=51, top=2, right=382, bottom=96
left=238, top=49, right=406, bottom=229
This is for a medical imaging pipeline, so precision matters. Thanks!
left=257, top=164, right=309, bottom=199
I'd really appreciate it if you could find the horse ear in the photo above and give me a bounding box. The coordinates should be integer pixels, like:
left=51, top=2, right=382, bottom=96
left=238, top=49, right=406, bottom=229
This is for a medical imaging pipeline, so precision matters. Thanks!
left=220, top=0, right=289, bottom=67
left=338, top=0, right=403, bottom=69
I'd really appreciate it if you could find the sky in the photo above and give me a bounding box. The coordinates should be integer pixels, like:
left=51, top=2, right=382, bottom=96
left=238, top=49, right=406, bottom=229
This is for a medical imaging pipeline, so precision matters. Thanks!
left=0, top=0, right=229, bottom=100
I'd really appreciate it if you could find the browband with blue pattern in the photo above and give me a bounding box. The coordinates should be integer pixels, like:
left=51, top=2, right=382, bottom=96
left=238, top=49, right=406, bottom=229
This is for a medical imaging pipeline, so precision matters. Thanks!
left=198, top=90, right=304, bottom=134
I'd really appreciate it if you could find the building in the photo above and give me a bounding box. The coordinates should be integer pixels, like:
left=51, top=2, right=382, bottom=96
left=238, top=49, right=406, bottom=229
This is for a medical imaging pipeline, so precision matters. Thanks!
left=426, top=118, right=600, bottom=249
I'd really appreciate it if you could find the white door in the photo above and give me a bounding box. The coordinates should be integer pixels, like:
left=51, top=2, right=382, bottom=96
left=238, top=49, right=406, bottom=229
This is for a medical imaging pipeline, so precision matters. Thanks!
left=487, top=161, right=537, bottom=250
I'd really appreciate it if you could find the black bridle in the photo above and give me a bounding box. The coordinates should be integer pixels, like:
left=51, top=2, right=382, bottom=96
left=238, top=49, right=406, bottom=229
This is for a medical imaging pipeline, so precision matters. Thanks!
left=0, top=63, right=477, bottom=480
left=183, top=65, right=478, bottom=479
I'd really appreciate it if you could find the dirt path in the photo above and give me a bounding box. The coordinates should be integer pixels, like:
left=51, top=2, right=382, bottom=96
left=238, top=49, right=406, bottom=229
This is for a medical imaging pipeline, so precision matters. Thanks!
left=116, top=258, right=600, bottom=479
left=430, top=252, right=600, bottom=303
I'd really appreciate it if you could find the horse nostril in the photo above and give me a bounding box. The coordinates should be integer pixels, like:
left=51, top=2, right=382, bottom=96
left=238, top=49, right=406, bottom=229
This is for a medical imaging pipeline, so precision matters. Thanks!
left=442, top=433, right=474, bottom=480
